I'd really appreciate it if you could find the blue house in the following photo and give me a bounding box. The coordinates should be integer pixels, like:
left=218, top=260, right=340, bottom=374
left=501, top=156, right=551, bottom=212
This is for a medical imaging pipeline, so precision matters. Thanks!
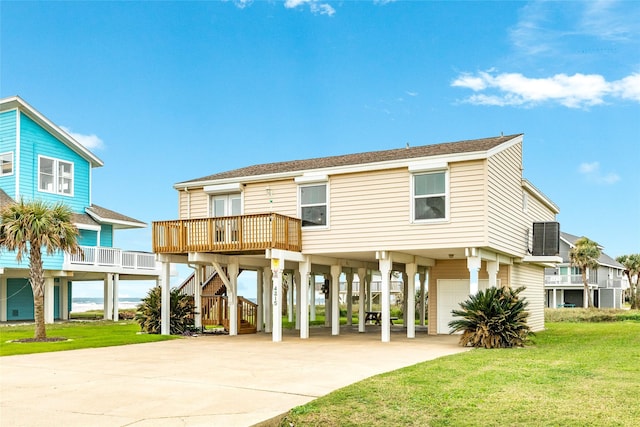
left=0, top=96, right=159, bottom=322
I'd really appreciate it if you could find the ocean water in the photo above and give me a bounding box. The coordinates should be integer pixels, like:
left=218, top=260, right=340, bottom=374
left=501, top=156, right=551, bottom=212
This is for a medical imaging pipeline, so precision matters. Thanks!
left=72, top=297, right=142, bottom=313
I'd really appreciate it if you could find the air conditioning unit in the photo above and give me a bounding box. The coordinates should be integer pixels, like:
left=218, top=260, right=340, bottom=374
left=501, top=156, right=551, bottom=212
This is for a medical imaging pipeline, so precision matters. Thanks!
left=532, top=222, right=560, bottom=256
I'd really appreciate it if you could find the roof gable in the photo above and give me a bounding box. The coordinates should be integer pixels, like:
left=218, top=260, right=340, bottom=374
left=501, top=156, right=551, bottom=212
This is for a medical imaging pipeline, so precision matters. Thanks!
left=560, top=232, right=623, bottom=269
left=0, top=96, right=103, bottom=168
left=178, top=134, right=523, bottom=186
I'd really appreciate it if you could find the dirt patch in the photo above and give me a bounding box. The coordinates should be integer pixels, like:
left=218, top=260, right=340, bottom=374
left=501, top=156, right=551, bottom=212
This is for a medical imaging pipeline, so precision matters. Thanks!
left=11, top=337, right=69, bottom=343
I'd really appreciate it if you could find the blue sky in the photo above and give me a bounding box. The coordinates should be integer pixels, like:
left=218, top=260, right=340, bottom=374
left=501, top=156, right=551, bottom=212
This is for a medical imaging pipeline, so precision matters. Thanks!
left=1, top=0, right=639, bottom=298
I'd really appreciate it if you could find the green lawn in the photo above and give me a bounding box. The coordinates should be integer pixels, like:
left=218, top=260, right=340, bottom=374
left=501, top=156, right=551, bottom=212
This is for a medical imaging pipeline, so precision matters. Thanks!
left=0, top=320, right=176, bottom=356
left=280, top=321, right=640, bottom=427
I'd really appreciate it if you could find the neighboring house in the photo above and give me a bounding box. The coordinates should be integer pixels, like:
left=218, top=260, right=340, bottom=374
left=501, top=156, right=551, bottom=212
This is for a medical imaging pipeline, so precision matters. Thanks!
left=544, top=232, right=628, bottom=309
left=153, top=133, right=562, bottom=341
left=0, top=96, right=160, bottom=322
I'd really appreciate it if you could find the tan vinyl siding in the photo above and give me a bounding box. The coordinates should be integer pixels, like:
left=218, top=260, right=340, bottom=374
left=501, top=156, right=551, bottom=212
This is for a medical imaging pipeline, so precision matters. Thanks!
left=303, top=161, right=487, bottom=254
left=512, top=262, right=545, bottom=331
left=177, top=188, right=210, bottom=219
left=487, top=143, right=529, bottom=256
left=243, top=179, right=298, bottom=217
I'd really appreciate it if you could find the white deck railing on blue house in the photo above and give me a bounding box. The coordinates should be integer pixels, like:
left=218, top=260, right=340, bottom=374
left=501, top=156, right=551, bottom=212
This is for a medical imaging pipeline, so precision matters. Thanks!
left=66, top=246, right=157, bottom=270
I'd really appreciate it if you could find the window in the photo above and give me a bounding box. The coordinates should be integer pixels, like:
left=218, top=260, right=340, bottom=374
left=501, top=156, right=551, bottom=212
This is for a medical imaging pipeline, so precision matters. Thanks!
left=0, top=152, right=13, bottom=176
left=300, top=184, right=327, bottom=227
left=413, top=171, right=446, bottom=221
left=39, top=156, right=73, bottom=195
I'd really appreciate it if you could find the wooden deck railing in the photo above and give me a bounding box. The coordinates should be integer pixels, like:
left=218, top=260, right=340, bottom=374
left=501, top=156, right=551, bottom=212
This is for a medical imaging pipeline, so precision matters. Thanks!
left=152, top=213, right=302, bottom=254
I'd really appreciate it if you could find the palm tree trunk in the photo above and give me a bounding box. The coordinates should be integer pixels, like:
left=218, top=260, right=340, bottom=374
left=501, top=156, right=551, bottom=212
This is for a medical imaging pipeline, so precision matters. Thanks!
left=29, top=246, right=47, bottom=340
left=582, top=271, right=593, bottom=308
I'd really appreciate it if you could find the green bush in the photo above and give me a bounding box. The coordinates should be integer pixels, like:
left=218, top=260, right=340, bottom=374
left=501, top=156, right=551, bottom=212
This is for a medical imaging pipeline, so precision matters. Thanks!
left=135, top=285, right=195, bottom=334
left=449, top=286, right=532, bottom=348
left=545, top=308, right=640, bottom=323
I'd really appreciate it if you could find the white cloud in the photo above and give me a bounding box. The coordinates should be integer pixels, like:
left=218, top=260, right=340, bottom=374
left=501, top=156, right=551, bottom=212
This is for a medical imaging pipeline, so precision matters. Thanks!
left=230, top=0, right=253, bottom=9
left=284, top=0, right=335, bottom=16
left=405, top=91, right=418, bottom=97
left=578, top=161, right=620, bottom=185
left=508, top=1, right=640, bottom=62
left=452, top=71, right=640, bottom=108
left=580, top=0, right=640, bottom=42
left=60, top=126, right=105, bottom=150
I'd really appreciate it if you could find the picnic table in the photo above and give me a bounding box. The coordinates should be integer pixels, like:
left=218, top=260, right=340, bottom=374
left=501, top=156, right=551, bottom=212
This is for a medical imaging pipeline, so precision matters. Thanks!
left=364, top=311, right=398, bottom=325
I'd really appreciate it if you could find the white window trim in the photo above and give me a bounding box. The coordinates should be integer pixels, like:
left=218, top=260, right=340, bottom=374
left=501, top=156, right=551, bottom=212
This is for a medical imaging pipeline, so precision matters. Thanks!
left=298, top=181, right=330, bottom=230
left=410, top=169, right=449, bottom=224
left=208, top=192, right=243, bottom=217
left=0, top=151, right=14, bottom=176
left=38, top=155, right=74, bottom=197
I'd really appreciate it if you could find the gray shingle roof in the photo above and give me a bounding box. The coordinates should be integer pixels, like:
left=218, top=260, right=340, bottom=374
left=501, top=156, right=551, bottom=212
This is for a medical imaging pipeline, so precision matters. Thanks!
left=86, top=205, right=146, bottom=227
left=179, top=134, right=522, bottom=184
left=0, top=189, right=14, bottom=208
left=561, top=232, right=623, bottom=268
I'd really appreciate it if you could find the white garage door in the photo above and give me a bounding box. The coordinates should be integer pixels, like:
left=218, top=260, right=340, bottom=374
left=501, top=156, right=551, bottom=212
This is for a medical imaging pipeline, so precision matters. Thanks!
left=437, top=279, right=491, bottom=334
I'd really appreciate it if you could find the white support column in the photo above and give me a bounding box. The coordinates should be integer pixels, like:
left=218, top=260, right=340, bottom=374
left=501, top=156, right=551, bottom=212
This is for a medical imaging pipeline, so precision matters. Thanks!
left=406, top=263, right=417, bottom=339
left=271, top=257, right=284, bottom=342
left=345, top=271, right=354, bottom=326
left=419, top=269, right=427, bottom=326
left=160, top=261, right=171, bottom=335
left=487, top=261, right=499, bottom=288
left=402, top=272, right=409, bottom=328
left=310, top=274, right=317, bottom=321
left=112, top=274, right=120, bottom=321
left=194, top=266, right=202, bottom=329
left=287, top=273, right=294, bottom=323
left=378, top=252, right=392, bottom=343
left=103, top=274, right=113, bottom=320
left=44, top=277, right=55, bottom=324
left=552, top=288, right=557, bottom=309
left=357, top=268, right=367, bottom=333
left=299, top=258, right=311, bottom=339
left=60, top=280, right=69, bottom=320
left=264, top=268, right=273, bottom=333
left=228, top=259, right=239, bottom=336
left=331, top=265, right=341, bottom=336
left=256, top=268, right=264, bottom=332
left=294, top=270, right=301, bottom=330
left=466, top=248, right=481, bottom=295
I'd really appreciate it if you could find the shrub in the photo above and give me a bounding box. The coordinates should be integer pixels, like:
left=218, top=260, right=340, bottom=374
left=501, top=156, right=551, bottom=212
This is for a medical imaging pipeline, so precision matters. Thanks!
left=135, top=285, right=195, bottom=334
left=448, top=286, right=532, bottom=348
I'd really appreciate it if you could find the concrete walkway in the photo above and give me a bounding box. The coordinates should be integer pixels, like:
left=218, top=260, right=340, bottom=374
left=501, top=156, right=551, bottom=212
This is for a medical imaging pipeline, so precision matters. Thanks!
left=0, top=327, right=468, bottom=427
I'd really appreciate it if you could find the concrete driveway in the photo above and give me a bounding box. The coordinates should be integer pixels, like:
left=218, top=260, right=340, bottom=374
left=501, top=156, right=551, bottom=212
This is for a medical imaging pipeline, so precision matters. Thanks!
left=0, top=326, right=467, bottom=427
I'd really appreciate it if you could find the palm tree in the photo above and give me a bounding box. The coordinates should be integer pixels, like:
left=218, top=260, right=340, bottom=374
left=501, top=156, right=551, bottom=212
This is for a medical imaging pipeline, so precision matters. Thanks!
left=448, top=286, right=532, bottom=348
left=616, top=254, right=640, bottom=309
left=0, top=199, right=80, bottom=339
left=569, top=237, right=601, bottom=308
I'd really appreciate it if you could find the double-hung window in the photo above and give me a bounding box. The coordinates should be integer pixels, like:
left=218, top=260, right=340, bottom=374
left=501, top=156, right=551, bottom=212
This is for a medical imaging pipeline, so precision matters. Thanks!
left=413, top=171, right=446, bottom=221
left=300, top=184, right=327, bottom=227
left=0, top=152, right=13, bottom=176
left=39, top=156, right=73, bottom=195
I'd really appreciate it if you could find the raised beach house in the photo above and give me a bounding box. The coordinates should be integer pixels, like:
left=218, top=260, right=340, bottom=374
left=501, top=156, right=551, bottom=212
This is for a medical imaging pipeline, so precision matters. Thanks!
left=545, top=232, right=628, bottom=309
left=153, top=133, right=562, bottom=341
left=0, top=96, right=160, bottom=322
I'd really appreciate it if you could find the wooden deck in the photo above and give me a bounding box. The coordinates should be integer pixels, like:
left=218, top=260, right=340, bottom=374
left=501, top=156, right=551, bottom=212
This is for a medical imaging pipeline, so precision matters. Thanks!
left=153, top=213, right=302, bottom=254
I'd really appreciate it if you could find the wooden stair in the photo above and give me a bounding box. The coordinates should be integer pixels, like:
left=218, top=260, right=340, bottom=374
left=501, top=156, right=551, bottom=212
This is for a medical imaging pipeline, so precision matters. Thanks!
left=176, top=267, right=257, bottom=334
